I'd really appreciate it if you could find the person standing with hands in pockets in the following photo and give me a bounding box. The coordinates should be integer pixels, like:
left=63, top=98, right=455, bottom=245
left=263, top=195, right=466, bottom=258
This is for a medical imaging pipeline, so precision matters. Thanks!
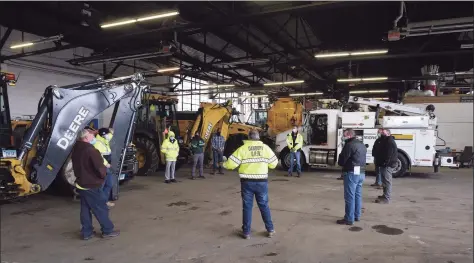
left=190, top=132, right=206, bottom=179
left=336, top=128, right=367, bottom=225
left=211, top=129, right=225, bottom=175
left=286, top=126, right=304, bottom=177
left=161, top=131, right=179, bottom=184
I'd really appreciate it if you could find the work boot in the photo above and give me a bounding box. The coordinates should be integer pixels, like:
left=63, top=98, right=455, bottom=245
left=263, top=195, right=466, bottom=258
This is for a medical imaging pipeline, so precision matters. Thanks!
left=211, top=170, right=216, bottom=175
left=336, top=219, right=353, bottom=225
left=218, top=167, right=224, bottom=175
left=199, top=176, right=206, bottom=179
left=377, top=195, right=385, bottom=199
left=287, top=172, right=292, bottom=177
left=165, top=180, right=170, bottom=184
left=370, top=183, right=381, bottom=187
left=296, top=172, right=301, bottom=178
left=267, top=230, right=276, bottom=238
left=375, top=198, right=390, bottom=204
left=190, top=177, right=195, bottom=180
left=106, top=202, right=115, bottom=208
left=242, top=233, right=251, bottom=240
left=82, top=231, right=96, bottom=241
left=102, top=230, right=120, bottom=238
left=171, top=179, right=177, bottom=183
left=337, top=176, right=344, bottom=180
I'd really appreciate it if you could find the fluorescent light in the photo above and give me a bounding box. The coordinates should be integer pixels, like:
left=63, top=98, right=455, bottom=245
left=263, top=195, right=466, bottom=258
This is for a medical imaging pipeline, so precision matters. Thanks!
left=289, top=92, right=323, bottom=97
left=349, top=89, right=388, bottom=94
left=136, top=11, right=180, bottom=22
left=361, top=77, right=388, bottom=81
left=337, top=77, right=388, bottom=82
left=263, top=80, right=304, bottom=86
left=337, top=78, right=363, bottom=82
left=350, top=50, right=388, bottom=56
left=10, top=42, right=34, bottom=49
left=201, top=84, right=235, bottom=88
left=315, top=52, right=350, bottom=58
left=101, top=19, right=137, bottom=28
left=315, top=49, right=388, bottom=59
left=372, top=97, right=389, bottom=100
left=101, top=11, right=179, bottom=28
left=157, top=67, right=180, bottom=73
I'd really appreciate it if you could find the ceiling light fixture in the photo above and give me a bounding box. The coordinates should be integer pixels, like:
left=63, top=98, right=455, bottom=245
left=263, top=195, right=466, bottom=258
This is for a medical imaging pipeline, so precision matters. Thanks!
left=349, top=89, right=388, bottom=94
left=10, top=34, right=64, bottom=49
left=10, top=42, right=34, bottom=49
left=315, top=49, right=388, bottom=59
left=101, top=11, right=179, bottom=28
left=157, top=67, right=180, bottom=73
left=289, top=92, right=323, bottom=97
left=372, top=97, right=389, bottom=100
left=263, top=80, right=305, bottom=86
left=337, top=77, right=388, bottom=83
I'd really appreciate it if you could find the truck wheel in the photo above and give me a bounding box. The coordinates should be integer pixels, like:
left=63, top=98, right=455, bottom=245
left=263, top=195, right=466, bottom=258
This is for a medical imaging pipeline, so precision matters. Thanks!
left=280, top=148, right=305, bottom=171
left=134, top=137, right=159, bottom=176
left=392, top=152, right=409, bottom=178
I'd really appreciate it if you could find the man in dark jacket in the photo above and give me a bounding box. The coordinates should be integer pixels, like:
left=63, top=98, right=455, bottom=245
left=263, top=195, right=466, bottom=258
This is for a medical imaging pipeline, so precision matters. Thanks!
left=190, top=132, right=206, bottom=179
left=336, top=129, right=367, bottom=225
left=374, top=128, right=398, bottom=204
left=72, top=129, right=119, bottom=240
left=371, top=129, right=384, bottom=188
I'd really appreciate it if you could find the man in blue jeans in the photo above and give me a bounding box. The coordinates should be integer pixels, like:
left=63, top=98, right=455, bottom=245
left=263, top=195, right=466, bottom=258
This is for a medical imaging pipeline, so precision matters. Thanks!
left=211, top=129, right=225, bottom=175
left=336, top=129, right=367, bottom=225
left=72, top=129, right=119, bottom=240
left=223, top=129, right=279, bottom=239
left=286, top=126, right=304, bottom=177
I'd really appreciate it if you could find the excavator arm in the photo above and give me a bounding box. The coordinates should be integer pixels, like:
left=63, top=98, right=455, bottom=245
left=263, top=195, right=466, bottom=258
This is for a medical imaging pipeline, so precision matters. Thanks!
left=188, top=100, right=233, bottom=145
left=0, top=73, right=146, bottom=199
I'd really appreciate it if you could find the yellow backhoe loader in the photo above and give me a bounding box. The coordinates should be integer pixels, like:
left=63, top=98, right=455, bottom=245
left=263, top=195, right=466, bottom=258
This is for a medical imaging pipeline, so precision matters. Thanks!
left=0, top=72, right=144, bottom=200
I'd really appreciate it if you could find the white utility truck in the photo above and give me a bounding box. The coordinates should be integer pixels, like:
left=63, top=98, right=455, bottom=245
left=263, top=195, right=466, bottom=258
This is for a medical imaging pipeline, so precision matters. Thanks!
left=275, top=96, right=458, bottom=177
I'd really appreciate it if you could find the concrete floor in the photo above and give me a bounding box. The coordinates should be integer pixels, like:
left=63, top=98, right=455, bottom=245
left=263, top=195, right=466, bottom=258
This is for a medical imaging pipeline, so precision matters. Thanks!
left=1, top=166, right=473, bottom=263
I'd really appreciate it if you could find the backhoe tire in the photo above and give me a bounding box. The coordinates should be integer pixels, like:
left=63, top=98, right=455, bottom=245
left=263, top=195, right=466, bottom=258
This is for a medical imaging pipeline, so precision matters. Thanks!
left=224, top=134, right=248, bottom=158
left=392, top=152, right=409, bottom=178
left=46, top=156, right=76, bottom=197
left=134, top=137, right=159, bottom=176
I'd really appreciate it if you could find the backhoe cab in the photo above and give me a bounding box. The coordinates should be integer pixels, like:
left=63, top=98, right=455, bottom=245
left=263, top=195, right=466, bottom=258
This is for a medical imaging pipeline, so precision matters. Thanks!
left=0, top=73, right=145, bottom=200
left=133, top=93, right=190, bottom=176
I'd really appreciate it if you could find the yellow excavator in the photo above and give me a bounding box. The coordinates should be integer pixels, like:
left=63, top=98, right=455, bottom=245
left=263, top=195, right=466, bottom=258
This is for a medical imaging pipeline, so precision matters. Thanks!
left=133, top=97, right=261, bottom=175
left=185, top=100, right=260, bottom=160
left=0, top=72, right=144, bottom=200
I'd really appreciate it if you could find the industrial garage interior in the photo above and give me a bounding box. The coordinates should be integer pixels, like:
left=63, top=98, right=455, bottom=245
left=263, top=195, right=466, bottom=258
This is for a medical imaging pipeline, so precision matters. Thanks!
left=0, top=1, right=473, bottom=263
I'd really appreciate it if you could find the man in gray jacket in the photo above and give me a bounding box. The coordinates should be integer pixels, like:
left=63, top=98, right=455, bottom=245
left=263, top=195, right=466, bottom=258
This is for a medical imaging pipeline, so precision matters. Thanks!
left=336, top=129, right=367, bottom=225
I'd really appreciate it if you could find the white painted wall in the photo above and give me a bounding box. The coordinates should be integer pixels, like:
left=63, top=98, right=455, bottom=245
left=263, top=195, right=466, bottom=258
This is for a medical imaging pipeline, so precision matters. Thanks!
left=407, top=102, right=474, bottom=151
left=0, top=26, right=169, bottom=126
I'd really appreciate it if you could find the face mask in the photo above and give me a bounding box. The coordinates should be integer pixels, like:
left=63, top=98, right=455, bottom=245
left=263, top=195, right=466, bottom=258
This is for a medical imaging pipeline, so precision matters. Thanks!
left=169, top=137, right=175, bottom=141
left=341, top=136, right=348, bottom=142
left=90, top=138, right=97, bottom=145
left=216, top=133, right=220, bottom=136
left=105, top=133, right=113, bottom=141
left=292, top=129, right=297, bottom=133
left=377, top=133, right=382, bottom=138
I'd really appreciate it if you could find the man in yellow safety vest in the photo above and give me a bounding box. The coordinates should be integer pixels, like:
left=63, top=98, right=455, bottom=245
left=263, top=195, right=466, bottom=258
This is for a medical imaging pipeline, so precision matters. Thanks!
left=161, top=131, right=179, bottom=184
left=93, top=128, right=115, bottom=207
left=224, top=129, right=278, bottom=239
left=286, top=126, right=304, bottom=177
